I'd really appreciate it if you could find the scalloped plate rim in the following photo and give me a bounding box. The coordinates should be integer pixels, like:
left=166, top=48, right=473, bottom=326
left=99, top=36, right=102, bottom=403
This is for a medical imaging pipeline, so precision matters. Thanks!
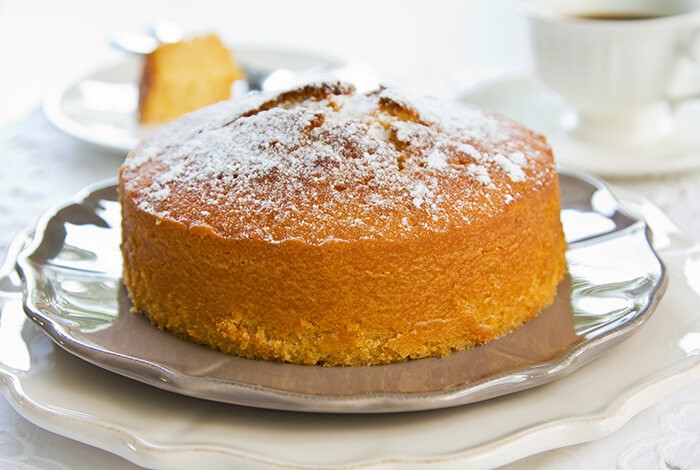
left=11, top=169, right=668, bottom=413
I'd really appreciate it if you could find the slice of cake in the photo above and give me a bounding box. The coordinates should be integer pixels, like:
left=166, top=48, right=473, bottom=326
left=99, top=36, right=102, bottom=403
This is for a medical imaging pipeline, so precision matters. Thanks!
left=138, top=34, right=244, bottom=124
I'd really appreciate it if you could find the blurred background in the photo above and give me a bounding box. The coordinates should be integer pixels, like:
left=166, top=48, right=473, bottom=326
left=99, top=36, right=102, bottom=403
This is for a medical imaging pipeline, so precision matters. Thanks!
left=0, top=0, right=527, bottom=127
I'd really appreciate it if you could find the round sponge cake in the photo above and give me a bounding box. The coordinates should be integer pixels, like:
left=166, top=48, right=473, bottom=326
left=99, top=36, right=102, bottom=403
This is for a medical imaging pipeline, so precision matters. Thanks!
left=119, top=81, right=567, bottom=366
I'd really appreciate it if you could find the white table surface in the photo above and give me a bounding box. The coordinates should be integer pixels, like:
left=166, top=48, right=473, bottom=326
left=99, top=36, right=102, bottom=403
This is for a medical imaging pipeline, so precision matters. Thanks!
left=2, top=0, right=700, bottom=468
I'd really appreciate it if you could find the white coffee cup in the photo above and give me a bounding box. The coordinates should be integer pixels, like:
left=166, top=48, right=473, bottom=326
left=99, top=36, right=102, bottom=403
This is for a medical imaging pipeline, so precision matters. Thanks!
left=524, top=0, right=700, bottom=145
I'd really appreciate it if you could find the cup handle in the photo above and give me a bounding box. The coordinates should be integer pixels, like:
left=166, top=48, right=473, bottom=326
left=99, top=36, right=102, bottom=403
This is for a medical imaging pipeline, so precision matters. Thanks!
left=687, top=26, right=700, bottom=62
left=668, top=26, right=700, bottom=108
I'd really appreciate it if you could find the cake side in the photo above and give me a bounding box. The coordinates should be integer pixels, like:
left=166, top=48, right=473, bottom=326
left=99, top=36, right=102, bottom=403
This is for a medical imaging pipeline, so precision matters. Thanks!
left=120, top=174, right=565, bottom=366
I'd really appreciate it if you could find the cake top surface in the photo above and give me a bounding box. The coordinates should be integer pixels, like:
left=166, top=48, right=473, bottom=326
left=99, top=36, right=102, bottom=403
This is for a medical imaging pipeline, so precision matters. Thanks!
left=120, top=81, right=557, bottom=244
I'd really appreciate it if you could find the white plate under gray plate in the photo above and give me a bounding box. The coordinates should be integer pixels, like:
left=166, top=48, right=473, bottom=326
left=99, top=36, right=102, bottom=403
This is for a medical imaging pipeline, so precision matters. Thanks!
left=13, top=170, right=665, bottom=414
left=460, top=75, right=700, bottom=178
left=3, top=178, right=700, bottom=468
left=42, top=45, right=352, bottom=153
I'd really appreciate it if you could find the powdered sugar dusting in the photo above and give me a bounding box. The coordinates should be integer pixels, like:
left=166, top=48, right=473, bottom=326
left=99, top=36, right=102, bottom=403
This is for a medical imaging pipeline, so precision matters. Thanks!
left=457, top=143, right=483, bottom=161
left=425, top=149, right=448, bottom=170
left=493, top=153, right=526, bottom=183
left=508, top=151, right=526, bottom=165
left=467, top=164, right=492, bottom=186
left=121, top=81, right=555, bottom=243
left=410, top=182, right=433, bottom=208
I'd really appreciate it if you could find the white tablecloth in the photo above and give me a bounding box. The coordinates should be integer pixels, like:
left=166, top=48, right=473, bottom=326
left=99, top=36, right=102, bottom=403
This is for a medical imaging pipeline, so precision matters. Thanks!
left=2, top=1, right=700, bottom=468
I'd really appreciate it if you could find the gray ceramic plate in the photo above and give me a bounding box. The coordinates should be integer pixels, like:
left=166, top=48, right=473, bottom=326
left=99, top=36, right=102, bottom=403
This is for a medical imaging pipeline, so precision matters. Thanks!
left=15, top=169, right=666, bottom=413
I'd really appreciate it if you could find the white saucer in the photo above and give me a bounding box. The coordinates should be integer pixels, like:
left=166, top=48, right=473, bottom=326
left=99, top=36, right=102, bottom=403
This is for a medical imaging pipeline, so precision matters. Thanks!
left=42, top=45, right=353, bottom=153
left=460, top=75, right=700, bottom=178
left=2, top=194, right=700, bottom=468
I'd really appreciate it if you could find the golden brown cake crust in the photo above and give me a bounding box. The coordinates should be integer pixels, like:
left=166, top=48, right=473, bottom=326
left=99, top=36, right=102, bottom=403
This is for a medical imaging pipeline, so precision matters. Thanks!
left=120, top=82, right=567, bottom=366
